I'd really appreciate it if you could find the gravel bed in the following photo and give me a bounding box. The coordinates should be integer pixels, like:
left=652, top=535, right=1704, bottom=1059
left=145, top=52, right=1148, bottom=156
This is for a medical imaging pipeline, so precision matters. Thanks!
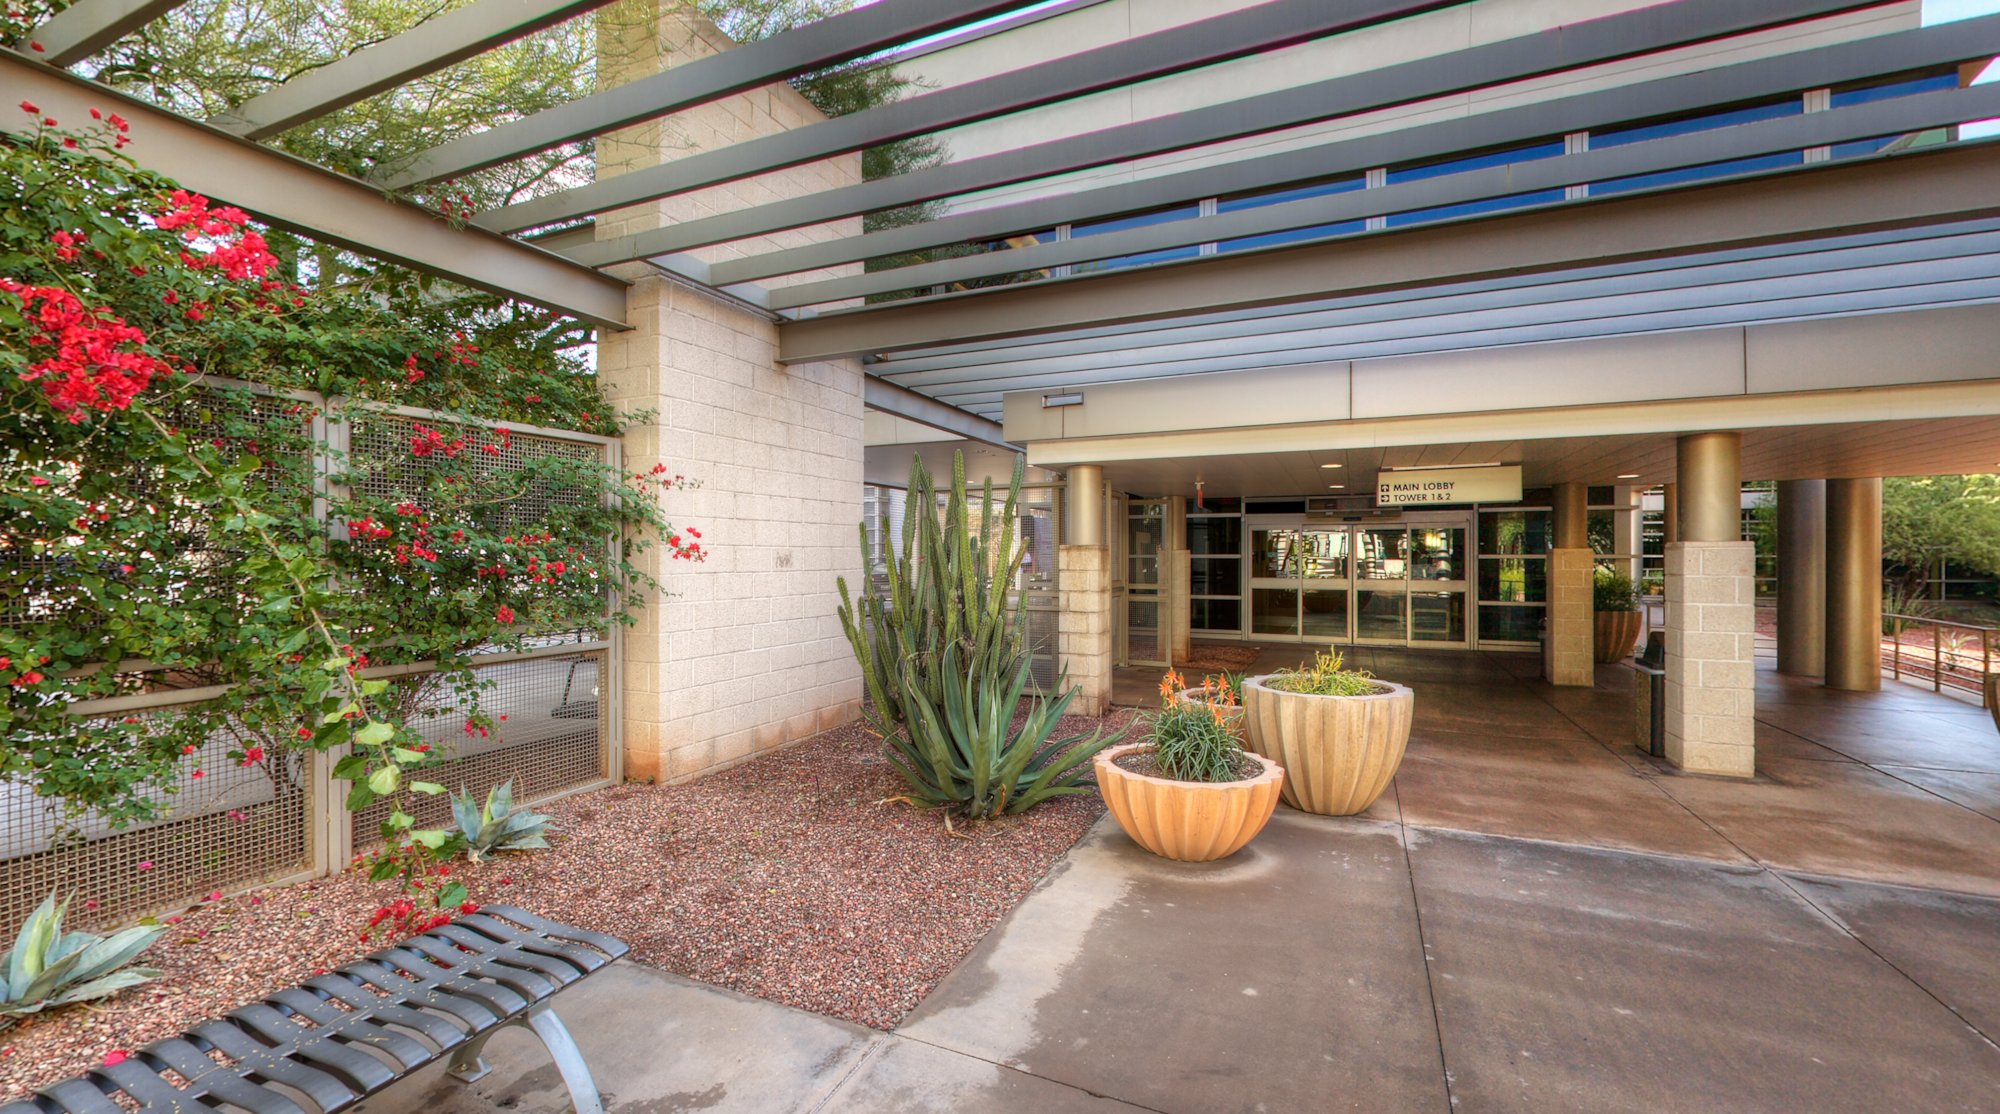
left=0, top=710, right=1133, bottom=1100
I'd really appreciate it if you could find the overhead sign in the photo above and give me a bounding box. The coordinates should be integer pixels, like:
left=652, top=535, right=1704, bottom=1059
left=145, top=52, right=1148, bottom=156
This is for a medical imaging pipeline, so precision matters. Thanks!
left=1377, top=465, right=1523, bottom=507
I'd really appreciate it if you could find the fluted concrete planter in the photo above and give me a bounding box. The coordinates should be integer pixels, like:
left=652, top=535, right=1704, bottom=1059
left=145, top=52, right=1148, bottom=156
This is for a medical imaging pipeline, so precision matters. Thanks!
left=1174, top=687, right=1245, bottom=741
left=1242, top=676, right=1413, bottom=816
left=1095, top=742, right=1284, bottom=862
left=1594, top=610, right=1644, bottom=663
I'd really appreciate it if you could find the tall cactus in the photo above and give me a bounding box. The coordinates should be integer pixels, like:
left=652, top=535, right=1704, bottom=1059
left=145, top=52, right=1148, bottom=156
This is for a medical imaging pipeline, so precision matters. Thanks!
left=836, top=452, right=1125, bottom=818
left=838, top=451, right=1028, bottom=741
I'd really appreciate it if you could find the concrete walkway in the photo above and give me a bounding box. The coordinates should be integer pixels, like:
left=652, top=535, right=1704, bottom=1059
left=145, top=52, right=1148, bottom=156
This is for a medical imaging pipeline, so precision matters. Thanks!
left=369, top=651, right=2000, bottom=1113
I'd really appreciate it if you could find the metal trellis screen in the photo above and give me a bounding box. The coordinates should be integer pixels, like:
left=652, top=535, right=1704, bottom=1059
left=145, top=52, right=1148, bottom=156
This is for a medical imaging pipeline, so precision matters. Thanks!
left=0, top=382, right=621, bottom=929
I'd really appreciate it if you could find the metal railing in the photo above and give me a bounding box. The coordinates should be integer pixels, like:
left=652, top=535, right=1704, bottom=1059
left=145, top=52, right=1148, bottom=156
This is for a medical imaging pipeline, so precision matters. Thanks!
left=1885, top=612, right=1997, bottom=706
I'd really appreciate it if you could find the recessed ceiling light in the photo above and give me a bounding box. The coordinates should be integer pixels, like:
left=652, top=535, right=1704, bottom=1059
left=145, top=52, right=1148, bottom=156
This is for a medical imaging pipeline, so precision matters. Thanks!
left=1328, top=484, right=1345, bottom=489
left=1617, top=473, right=1640, bottom=479
left=1320, top=462, right=1343, bottom=469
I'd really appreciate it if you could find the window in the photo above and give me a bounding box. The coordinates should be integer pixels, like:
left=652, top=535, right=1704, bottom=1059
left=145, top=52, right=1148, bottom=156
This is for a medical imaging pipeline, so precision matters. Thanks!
left=1384, top=141, right=1566, bottom=227
left=1071, top=205, right=1203, bottom=273
left=1216, top=177, right=1367, bottom=253
left=1829, top=70, right=1962, bottom=158
left=1592, top=100, right=1803, bottom=195
left=1187, top=510, right=1245, bottom=635
left=1475, top=507, right=1551, bottom=646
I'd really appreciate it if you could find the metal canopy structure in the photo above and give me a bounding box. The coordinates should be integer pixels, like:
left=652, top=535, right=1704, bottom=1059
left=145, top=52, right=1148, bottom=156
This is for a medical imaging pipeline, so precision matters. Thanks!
left=9, top=0, right=2000, bottom=434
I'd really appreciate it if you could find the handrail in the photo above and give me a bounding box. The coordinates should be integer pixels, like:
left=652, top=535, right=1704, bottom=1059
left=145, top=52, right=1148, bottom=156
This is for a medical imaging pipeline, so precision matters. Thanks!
left=1883, top=612, right=1996, bottom=707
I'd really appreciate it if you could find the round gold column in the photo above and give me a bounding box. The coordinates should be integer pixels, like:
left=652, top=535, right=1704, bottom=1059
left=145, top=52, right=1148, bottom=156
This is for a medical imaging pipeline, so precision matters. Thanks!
left=1066, top=463, right=1106, bottom=546
left=1662, top=484, right=1679, bottom=544
left=1824, top=478, right=1883, bottom=692
left=1775, top=479, right=1826, bottom=677
left=1675, top=433, right=1742, bottom=542
left=1551, top=482, right=1588, bottom=550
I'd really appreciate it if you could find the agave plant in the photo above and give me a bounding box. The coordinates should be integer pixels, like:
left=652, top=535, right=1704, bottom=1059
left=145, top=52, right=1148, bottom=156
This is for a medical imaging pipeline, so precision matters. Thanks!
left=893, top=642, right=1126, bottom=820
left=451, top=779, right=553, bottom=863
left=2, top=893, right=164, bottom=1026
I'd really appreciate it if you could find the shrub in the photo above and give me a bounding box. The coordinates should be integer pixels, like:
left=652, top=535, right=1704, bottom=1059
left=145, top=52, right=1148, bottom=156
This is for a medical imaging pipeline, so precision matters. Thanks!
left=1594, top=568, right=1640, bottom=612
left=1267, top=648, right=1382, bottom=697
left=1147, top=670, right=1246, bottom=782
left=2, top=893, right=163, bottom=1026
left=837, top=451, right=1127, bottom=819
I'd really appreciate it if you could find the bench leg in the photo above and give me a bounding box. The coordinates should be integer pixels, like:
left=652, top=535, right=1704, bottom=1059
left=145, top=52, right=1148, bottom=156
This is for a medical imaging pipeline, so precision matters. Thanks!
left=445, top=1005, right=604, bottom=1114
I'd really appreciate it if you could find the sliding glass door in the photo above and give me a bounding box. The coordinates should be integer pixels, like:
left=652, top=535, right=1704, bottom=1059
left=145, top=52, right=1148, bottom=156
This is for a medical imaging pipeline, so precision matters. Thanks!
left=1244, top=518, right=1469, bottom=647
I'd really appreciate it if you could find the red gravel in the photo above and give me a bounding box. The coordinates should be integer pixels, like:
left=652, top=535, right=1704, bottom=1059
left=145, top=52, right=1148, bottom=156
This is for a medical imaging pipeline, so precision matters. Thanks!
left=0, top=711, right=1133, bottom=1100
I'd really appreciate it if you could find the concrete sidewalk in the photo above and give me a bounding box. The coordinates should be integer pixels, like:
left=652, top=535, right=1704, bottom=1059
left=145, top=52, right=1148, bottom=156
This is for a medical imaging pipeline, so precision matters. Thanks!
left=368, top=653, right=2000, bottom=1113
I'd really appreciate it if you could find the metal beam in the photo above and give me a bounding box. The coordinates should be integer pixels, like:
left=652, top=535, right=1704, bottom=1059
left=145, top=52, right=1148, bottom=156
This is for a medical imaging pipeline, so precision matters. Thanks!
left=569, top=0, right=1877, bottom=267
left=483, top=0, right=1466, bottom=234
left=765, top=72, right=2000, bottom=308
left=901, top=263, right=2000, bottom=400
left=711, top=1, right=1965, bottom=289
left=16, top=0, right=183, bottom=66
left=776, top=138, right=2000, bottom=361
left=875, top=221, right=2000, bottom=374
left=209, top=0, right=618, bottom=140
left=864, top=375, right=1017, bottom=451
left=0, top=54, right=630, bottom=328
left=376, top=0, right=1046, bottom=189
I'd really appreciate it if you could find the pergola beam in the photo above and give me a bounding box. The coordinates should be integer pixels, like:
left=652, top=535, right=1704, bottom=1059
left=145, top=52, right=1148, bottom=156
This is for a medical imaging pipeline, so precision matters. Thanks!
left=776, top=138, right=2000, bottom=362
left=864, top=375, right=1017, bottom=450
left=568, top=0, right=1876, bottom=268
left=16, top=0, right=184, bottom=66
left=376, top=0, right=1045, bottom=189
left=209, top=0, right=619, bottom=140
left=483, top=0, right=1466, bottom=234
left=712, top=0, right=1959, bottom=289
left=1, top=54, right=630, bottom=328
left=875, top=221, right=2000, bottom=373
left=767, top=80, right=2000, bottom=309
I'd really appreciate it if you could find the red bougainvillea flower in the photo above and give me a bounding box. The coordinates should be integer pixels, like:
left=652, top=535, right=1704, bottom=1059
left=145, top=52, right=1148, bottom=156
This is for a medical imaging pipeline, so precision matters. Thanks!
left=240, top=746, right=265, bottom=766
left=191, top=769, right=205, bottom=779
left=496, top=604, right=515, bottom=624
left=102, top=1051, right=129, bottom=1067
left=26, top=477, right=48, bottom=487
left=296, top=726, right=313, bottom=739
left=0, top=280, right=177, bottom=420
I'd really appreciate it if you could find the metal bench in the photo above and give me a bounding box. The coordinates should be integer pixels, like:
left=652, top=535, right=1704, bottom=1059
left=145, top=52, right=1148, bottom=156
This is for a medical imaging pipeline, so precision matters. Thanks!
left=0, top=906, right=627, bottom=1114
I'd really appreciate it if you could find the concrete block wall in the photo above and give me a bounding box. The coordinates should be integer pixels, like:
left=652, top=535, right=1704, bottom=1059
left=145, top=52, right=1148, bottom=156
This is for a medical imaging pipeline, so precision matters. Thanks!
left=1543, top=548, right=1595, bottom=687
left=1663, top=541, right=1758, bottom=778
left=596, top=3, right=866, bottom=782
left=1059, top=545, right=1113, bottom=715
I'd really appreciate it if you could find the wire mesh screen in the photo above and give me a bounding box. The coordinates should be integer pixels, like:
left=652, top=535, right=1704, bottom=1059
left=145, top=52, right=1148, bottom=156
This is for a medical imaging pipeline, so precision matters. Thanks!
left=0, top=706, right=313, bottom=930
left=355, top=650, right=610, bottom=839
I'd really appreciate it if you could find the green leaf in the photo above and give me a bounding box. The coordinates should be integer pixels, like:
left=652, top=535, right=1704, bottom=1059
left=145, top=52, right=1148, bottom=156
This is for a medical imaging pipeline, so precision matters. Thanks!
left=409, top=781, right=445, bottom=795
left=366, top=765, right=399, bottom=794
left=355, top=721, right=395, bottom=747
left=410, top=828, right=449, bottom=850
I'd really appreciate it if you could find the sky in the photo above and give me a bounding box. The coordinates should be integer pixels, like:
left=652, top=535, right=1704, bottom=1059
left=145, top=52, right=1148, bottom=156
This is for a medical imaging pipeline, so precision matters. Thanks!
left=1925, top=0, right=2000, bottom=136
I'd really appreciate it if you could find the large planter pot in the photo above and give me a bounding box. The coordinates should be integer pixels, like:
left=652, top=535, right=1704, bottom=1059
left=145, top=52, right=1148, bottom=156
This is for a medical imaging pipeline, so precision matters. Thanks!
left=1095, top=742, right=1284, bottom=862
left=1174, top=686, right=1245, bottom=741
left=1593, top=609, right=1644, bottom=664
left=1241, top=676, right=1413, bottom=816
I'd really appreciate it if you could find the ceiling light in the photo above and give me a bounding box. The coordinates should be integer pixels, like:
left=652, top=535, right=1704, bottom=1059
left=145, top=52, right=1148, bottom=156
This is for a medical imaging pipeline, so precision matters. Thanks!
left=1617, top=473, right=1640, bottom=479
left=1041, top=391, right=1084, bottom=408
left=1381, top=462, right=1506, bottom=471
left=1320, top=462, right=1343, bottom=469
left=1328, top=484, right=1345, bottom=489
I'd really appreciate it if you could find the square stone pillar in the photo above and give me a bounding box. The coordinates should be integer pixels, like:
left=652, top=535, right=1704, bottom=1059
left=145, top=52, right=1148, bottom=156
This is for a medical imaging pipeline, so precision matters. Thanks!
left=1544, top=548, right=1595, bottom=686
left=1663, top=540, right=1757, bottom=777
left=1059, top=544, right=1113, bottom=715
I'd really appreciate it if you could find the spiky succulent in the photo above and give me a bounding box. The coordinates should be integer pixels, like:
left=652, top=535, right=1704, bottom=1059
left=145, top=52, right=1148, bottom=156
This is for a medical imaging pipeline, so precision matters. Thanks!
left=2, top=893, right=164, bottom=1026
left=451, top=779, right=553, bottom=863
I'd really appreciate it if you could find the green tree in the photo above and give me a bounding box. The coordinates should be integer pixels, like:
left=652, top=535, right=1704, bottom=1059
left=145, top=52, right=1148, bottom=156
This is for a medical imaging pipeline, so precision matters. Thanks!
left=1883, top=475, right=2000, bottom=597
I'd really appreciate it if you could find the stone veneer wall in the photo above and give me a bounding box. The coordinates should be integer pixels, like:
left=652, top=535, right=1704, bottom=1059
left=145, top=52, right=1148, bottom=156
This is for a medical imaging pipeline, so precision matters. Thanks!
left=1543, top=548, right=1595, bottom=687
left=1662, top=540, right=1758, bottom=778
left=1059, top=545, right=1113, bottom=715
left=595, top=4, right=866, bottom=782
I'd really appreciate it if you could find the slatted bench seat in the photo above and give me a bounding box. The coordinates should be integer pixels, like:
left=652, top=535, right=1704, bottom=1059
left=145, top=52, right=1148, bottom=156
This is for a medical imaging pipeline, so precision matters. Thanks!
left=0, top=906, right=628, bottom=1114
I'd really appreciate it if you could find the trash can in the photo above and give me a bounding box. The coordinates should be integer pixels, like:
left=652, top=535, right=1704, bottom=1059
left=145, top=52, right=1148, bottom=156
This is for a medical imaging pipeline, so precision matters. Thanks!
left=1633, top=630, right=1666, bottom=758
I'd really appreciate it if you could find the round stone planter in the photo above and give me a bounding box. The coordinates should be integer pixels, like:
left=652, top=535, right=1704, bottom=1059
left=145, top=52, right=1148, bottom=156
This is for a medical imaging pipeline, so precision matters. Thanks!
left=1241, top=676, right=1414, bottom=816
left=1095, top=742, right=1284, bottom=862
left=1174, top=686, right=1245, bottom=741
left=1593, top=609, right=1645, bottom=664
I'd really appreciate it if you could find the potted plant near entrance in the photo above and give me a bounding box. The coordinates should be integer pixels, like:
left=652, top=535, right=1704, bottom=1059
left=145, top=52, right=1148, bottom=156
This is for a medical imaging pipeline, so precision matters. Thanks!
left=1098, top=671, right=1284, bottom=862
left=1242, top=650, right=1413, bottom=816
left=1593, top=568, right=1645, bottom=663
left=1174, top=671, right=1247, bottom=740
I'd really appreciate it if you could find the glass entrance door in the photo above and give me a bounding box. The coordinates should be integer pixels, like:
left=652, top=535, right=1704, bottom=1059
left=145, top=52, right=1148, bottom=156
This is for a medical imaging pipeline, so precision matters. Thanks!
left=1124, top=500, right=1168, bottom=666
left=1245, top=518, right=1470, bottom=647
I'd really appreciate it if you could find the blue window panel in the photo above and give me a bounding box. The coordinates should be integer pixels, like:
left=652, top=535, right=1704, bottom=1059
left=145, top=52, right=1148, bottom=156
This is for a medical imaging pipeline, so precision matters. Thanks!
left=1830, top=135, right=1898, bottom=159
left=1218, top=219, right=1366, bottom=253
left=1592, top=150, right=1802, bottom=196
left=1385, top=189, right=1564, bottom=228
left=1217, top=176, right=1365, bottom=213
left=1071, top=204, right=1201, bottom=238
left=1830, top=71, right=1959, bottom=108
left=1595, top=99, right=1801, bottom=148
left=1385, top=140, right=1565, bottom=184
left=1073, top=244, right=1204, bottom=273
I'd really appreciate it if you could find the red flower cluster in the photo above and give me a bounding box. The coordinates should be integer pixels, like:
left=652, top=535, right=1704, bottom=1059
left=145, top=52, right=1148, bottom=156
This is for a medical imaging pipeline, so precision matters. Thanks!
left=410, top=422, right=468, bottom=458
left=346, top=516, right=394, bottom=541
left=155, top=190, right=277, bottom=280
left=495, top=604, right=516, bottom=624
left=666, top=526, right=706, bottom=562
left=1, top=280, right=177, bottom=421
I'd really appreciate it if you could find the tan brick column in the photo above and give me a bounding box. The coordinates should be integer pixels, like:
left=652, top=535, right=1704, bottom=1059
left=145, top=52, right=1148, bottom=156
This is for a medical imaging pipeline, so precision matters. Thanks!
left=1167, top=495, right=1190, bottom=666
left=1663, top=541, right=1757, bottom=776
left=596, top=5, right=865, bottom=782
left=1544, top=548, right=1596, bottom=686
left=1059, top=545, right=1114, bottom=715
